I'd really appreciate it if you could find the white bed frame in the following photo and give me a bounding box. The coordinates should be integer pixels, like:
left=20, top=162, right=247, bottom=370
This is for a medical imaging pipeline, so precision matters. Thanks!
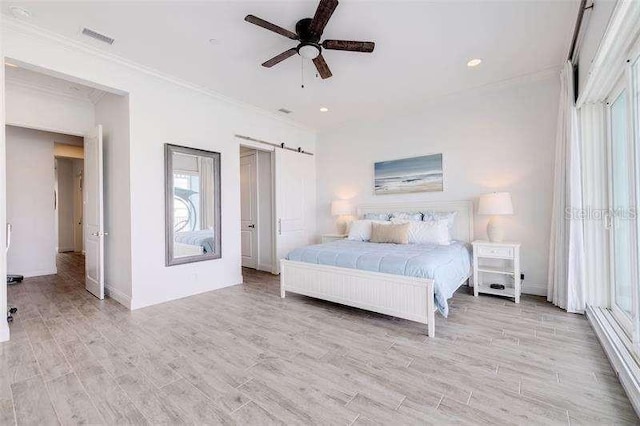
left=280, top=200, right=474, bottom=337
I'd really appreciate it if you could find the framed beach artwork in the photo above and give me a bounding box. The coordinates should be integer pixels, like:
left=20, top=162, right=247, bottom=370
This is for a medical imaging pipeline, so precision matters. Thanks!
left=374, top=154, right=443, bottom=194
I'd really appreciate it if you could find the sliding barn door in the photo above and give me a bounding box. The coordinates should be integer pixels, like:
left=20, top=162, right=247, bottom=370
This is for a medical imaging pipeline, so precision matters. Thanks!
left=84, top=125, right=105, bottom=299
left=274, top=148, right=314, bottom=274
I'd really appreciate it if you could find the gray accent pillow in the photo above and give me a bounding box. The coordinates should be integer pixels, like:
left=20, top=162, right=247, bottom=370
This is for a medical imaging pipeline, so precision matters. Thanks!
left=390, top=211, right=423, bottom=221
left=422, top=211, right=458, bottom=230
left=364, top=212, right=391, bottom=221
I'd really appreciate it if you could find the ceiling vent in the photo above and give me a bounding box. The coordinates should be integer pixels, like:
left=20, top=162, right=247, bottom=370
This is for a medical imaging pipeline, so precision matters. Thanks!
left=81, top=27, right=115, bottom=45
left=278, top=108, right=292, bottom=114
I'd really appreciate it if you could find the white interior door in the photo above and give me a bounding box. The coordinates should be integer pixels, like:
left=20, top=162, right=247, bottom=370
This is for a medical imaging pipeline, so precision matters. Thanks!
left=84, top=125, right=105, bottom=299
left=240, top=152, right=258, bottom=268
left=275, top=149, right=314, bottom=273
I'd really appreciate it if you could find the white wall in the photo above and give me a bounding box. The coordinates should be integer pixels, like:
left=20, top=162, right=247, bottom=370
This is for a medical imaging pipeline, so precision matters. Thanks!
left=315, top=74, right=560, bottom=296
left=72, top=159, right=83, bottom=252
left=1, top=15, right=9, bottom=342
left=95, top=92, right=133, bottom=308
left=577, top=0, right=617, bottom=96
left=257, top=150, right=273, bottom=272
left=6, top=126, right=57, bottom=277
left=56, top=157, right=76, bottom=252
left=5, top=79, right=95, bottom=136
left=2, top=19, right=316, bottom=310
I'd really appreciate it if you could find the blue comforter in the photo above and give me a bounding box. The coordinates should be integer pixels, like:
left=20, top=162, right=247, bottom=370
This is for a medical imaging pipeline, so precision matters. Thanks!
left=286, top=240, right=471, bottom=317
left=174, top=230, right=215, bottom=253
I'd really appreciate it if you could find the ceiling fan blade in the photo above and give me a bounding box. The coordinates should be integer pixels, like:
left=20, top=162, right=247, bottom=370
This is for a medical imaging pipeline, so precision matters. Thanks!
left=245, top=15, right=298, bottom=40
left=322, top=40, right=375, bottom=53
left=312, top=54, right=332, bottom=79
left=262, top=48, right=298, bottom=68
left=309, top=0, right=339, bottom=38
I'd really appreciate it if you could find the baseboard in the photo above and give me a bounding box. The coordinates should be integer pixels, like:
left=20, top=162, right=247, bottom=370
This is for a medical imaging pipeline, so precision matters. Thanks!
left=521, top=283, right=547, bottom=297
left=17, top=268, right=57, bottom=278
left=586, top=306, right=640, bottom=417
left=57, top=247, right=75, bottom=253
left=0, top=324, right=9, bottom=342
left=257, top=263, right=276, bottom=274
left=105, top=285, right=132, bottom=309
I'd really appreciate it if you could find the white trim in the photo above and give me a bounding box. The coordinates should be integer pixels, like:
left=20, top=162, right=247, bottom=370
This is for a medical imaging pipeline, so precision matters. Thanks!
left=586, top=306, right=640, bottom=416
left=5, top=75, right=96, bottom=104
left=257, top=263, right=276, bottom=274
left=0, top=324, right=9, bottom=343
left=577, top=0, right=640, bottom=106
left=1, top=15, right=314, bottom=133
left=18, top=268, right=57, bottom=278
left=104, top=284, right=131, bottom=309
left=521, top=283, right=547, bottom=297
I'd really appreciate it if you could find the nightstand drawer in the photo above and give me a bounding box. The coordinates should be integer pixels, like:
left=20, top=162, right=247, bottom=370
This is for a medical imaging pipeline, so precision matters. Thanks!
left=476, top=245, right=513, bottom=258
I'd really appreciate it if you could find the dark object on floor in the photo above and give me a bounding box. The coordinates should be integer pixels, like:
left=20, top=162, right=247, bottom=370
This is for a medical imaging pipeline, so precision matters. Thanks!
left=7, top=274, right=23, bottom=285
left=7, top=307, right=17, bottom=323
left=490, top=283, right=505, bottom=290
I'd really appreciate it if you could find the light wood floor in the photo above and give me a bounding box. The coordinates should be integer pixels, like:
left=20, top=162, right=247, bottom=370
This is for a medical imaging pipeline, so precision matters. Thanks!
left=1, top=253, right=637, bottom=425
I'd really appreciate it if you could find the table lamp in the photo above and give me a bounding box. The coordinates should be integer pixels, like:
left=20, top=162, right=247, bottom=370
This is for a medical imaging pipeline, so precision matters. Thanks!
left=478, top=192, right=513, bottom=242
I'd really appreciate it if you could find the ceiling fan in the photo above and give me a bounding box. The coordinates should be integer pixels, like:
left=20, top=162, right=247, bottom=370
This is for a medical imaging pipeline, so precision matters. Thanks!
left=245, top=0, right=375, bottom=79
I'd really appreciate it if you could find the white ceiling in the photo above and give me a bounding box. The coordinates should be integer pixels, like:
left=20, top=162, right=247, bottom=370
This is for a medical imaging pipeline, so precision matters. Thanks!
left=2, top=1, right=579, bottom=131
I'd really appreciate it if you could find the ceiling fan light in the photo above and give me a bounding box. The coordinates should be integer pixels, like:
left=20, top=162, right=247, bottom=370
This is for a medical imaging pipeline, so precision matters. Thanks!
left=298, top=44, right=320, bottom=59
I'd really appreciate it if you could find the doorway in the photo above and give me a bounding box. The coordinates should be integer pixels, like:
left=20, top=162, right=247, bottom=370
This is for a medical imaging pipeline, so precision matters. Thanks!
left=3, top=62, right=129, bottom=305
left=240, top=145, right=275, bottom=273
left=55, top=144, right=84, bottom=255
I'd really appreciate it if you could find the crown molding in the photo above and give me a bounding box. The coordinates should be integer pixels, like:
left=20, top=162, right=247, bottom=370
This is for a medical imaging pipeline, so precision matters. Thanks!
left=1, top=15, right=316, bottom=133
left=5, top=75, right=96, bottom=104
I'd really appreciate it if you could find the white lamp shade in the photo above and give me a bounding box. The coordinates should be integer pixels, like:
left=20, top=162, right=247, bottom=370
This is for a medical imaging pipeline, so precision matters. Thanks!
left=331, top=200, right=353, bottom=216
left=478, top=192, right=514, bottom=215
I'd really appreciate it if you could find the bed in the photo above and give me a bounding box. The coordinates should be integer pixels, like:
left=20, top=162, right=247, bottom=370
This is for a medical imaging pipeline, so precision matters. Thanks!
left=174, top=230, right=215, bottom=253
left=280, top=200, right=474, bottom=337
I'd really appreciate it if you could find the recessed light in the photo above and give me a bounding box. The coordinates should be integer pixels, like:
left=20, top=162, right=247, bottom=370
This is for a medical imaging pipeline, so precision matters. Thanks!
left=5, top=62, right=18, bottom=68
left=319, top=107, right=329, bottom=112
left=9, top=6, right=31, bottom=19
left=467, top=58, right=482, bottom=67
left=209, top=38, right=219, bottom=45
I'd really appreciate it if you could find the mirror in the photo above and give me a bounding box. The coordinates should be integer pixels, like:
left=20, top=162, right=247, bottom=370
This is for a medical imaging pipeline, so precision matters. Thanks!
left=165, top=144, right=221, bottom=266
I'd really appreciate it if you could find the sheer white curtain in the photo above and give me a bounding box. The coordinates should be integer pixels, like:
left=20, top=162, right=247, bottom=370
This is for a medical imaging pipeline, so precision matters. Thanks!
left=548, top=61, right=586, bottom=313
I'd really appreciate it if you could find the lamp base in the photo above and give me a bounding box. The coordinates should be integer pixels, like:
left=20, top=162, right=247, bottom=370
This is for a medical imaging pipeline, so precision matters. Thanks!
left=487, top=216, right=505, bottom=242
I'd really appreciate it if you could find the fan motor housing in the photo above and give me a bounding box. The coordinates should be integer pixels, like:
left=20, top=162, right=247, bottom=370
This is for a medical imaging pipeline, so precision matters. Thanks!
left=295, top=18, right=319, bottom=42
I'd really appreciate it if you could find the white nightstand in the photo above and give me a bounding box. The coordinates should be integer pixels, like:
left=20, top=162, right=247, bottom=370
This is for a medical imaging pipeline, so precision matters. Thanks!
left=472, top=240, right=521, bottom=303
left=321, top=234, right=347, bottom=243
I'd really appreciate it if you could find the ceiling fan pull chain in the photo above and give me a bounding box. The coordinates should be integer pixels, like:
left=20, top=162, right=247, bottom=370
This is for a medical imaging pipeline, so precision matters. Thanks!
left=301, top=58, right=305, bottom=89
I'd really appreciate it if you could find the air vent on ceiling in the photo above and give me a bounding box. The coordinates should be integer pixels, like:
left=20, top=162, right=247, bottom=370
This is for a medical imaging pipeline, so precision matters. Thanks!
left=81, top=27, right=115, bottom=45
left=278, top=108, right=292, bottom=114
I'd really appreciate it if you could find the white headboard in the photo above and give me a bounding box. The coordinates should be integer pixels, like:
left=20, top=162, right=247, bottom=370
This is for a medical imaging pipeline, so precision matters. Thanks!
left=356, top=200, right=474, bottom=243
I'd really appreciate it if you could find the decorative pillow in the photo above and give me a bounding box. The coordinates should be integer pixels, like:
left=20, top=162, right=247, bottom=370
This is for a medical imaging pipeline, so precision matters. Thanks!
left=422, top=210, right=457, bottom=227
left=370, top=222, right=410, bottom=244
left=392, top=218, right=451, bottom=245
left=347, top=220, right=390, bottom=241
left=363, top=212, right=391, bottom=221
left=390, top=211, right=423, bottom=221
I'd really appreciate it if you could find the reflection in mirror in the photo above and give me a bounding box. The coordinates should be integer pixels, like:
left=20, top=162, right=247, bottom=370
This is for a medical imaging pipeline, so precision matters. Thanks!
left=165, top=144, right=221, bottom=266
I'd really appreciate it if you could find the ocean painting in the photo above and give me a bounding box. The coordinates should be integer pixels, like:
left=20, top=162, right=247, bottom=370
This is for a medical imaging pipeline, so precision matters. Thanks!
left=374, top=154, right=443, bottom=194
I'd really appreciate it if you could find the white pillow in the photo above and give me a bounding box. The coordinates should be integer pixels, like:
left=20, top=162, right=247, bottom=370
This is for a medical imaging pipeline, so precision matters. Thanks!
left=347, top=220, right=390, bottom=241
left=391, top=218, right=451, bottom=245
